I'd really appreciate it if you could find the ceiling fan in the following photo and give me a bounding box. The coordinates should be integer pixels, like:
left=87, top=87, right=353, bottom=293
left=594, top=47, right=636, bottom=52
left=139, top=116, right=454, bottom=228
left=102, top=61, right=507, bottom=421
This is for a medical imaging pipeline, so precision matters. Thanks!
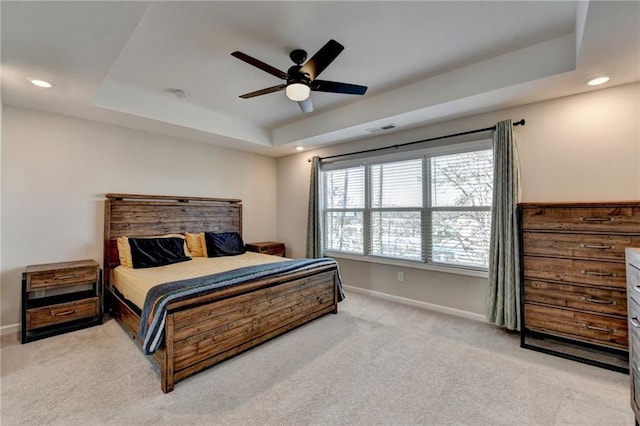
left=231, top=39, right=368, bottom=113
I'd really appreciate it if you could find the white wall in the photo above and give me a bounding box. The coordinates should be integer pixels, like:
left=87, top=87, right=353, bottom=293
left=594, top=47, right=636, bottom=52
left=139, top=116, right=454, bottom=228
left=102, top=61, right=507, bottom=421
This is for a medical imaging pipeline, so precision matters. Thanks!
left=276, top=82, right=640, bottom=317
left=1, top=106, right=278, bottom=329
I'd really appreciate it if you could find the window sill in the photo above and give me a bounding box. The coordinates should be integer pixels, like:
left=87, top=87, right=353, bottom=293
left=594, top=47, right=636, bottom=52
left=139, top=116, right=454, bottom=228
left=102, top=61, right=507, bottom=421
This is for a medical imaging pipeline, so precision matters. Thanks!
left=324, top=251, right=489, bottom=279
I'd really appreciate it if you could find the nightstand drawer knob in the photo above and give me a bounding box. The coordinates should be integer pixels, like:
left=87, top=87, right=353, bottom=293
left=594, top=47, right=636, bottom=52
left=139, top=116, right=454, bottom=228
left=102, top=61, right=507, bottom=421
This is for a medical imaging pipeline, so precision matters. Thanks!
left=54, top=309, right=76, bottom=317
left=53, top=274, right=78, bottom=281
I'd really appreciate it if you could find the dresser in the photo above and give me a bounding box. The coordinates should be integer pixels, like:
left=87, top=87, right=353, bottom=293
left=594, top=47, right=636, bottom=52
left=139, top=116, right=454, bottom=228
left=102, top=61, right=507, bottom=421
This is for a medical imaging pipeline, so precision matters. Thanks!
left=519, top=202, right=640, bottom=372
left=626, top=248, right=640, bottom=424
left=21, top=259, right=102, bottom=343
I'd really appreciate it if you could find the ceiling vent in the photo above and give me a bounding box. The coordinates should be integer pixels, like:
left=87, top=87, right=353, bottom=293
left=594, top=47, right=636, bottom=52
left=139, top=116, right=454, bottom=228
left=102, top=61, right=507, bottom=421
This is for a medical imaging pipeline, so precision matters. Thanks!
left=366, top=123, right=398, bottom=133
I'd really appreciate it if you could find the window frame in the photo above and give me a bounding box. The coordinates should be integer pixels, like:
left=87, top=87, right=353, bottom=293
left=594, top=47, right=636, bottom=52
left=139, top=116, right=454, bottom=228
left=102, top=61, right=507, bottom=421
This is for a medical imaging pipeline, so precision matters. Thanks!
left=320, top=139, right=493, bottom=276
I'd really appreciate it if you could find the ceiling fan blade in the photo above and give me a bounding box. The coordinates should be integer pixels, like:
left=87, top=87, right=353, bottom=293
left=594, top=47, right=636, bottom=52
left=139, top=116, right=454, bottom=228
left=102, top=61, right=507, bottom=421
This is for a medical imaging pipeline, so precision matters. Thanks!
left=239, top=84, right=287, bottom=99
left=311, top=80, right=368, bottom=95
left=231, top=51, right=288, bottom=80
left=298, top=98, right=314, bottom=113
left=299, top=39, right=344, bottom=81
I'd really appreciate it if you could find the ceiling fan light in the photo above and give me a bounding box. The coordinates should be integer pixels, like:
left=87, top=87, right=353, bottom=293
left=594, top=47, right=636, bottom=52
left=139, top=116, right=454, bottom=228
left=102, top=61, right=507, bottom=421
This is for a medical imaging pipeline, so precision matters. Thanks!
left=286, top=83, right=310, bottom=101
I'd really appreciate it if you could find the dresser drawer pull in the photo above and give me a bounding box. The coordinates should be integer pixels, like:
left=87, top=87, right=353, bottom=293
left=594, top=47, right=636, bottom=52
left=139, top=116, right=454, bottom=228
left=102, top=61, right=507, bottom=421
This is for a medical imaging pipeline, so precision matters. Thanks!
left=579, top=296, right=616, bottom=305
left=580, top=216, right=614, bottom=222
left=579, top=244, right=615, bottom=250
left=53, top=274, right=78, bottom=281
left=54, top=309, right=76, bottom=317
left=583, top=323, right=616, bottom=333
left=580, top=269, right=616, bottom=277
left=631, top=317, right=640, bottom=328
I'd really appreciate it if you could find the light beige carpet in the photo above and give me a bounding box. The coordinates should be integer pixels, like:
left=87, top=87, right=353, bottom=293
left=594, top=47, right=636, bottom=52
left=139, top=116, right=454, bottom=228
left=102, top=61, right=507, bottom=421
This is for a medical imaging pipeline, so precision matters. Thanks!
left=0, top=291, right=633, bottom=425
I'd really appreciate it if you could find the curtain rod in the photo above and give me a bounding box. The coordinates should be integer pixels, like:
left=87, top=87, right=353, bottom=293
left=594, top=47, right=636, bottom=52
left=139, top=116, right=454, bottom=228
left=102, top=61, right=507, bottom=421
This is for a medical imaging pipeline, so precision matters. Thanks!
left=309, top=118, right=525, bottom=162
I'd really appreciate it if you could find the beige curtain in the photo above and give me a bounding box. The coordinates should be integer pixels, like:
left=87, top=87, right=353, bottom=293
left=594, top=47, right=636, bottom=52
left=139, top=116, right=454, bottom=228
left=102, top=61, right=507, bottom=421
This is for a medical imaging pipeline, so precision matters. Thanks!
left=306, top=156, right=322, bottom=258
left=486, top=119, right=521, bottom=330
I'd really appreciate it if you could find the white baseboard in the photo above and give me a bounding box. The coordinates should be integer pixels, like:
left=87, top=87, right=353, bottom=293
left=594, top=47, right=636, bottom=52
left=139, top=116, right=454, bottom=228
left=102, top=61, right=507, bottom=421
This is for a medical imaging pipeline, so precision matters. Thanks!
left=343, top=285, right=487, bottom=323
left=1, top=323, right=20, bottom=336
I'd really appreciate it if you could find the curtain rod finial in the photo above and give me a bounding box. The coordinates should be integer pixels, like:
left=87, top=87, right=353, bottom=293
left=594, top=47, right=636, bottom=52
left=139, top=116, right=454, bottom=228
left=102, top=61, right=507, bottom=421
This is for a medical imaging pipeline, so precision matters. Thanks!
left=514, top=119, right=525, bottom=126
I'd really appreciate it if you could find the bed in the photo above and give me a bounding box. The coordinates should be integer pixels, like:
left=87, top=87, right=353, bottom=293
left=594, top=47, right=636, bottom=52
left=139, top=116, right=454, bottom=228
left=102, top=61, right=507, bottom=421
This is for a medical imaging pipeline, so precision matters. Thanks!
left=103, top=194, right=342, bottom=393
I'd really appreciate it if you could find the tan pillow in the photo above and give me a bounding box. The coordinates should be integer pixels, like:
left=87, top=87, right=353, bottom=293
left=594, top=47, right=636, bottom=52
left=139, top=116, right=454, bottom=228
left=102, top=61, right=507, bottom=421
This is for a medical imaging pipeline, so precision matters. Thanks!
left=201, top=233, right=208, bottom=257
left=185, top=232, right=206, bottom=257
left=117, top=234, right=190, bottom=267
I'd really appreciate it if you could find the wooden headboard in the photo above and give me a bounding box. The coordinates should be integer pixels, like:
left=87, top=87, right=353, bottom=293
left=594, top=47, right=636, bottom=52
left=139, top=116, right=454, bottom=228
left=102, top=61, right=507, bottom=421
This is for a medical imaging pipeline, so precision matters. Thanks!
left=103, top=193, right=242, bottom=290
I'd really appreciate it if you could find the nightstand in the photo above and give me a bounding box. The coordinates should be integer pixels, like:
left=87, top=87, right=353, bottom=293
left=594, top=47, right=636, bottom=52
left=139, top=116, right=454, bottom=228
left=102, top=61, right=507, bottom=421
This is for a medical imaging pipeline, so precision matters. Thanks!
left=245, top=241, right=286, bottom=257
left=21, top=259, right=102, bottom=343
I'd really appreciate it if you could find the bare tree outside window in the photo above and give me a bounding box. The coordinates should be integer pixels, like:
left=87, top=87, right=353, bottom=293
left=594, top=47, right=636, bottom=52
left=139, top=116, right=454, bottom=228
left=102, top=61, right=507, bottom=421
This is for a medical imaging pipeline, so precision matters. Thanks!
left=323, top=166, right=364, bottom=253
left=430, top=150, right=493, bottom=268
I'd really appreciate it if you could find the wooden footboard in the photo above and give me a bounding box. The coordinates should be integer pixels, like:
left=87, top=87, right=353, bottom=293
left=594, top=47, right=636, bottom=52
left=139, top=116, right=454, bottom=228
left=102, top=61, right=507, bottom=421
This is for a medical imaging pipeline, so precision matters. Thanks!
left=111, top=265, right=339, bottom=393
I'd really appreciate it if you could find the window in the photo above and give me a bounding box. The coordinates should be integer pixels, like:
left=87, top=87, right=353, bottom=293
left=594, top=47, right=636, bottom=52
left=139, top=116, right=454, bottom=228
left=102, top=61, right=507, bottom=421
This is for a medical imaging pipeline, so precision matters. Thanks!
left=321, top=140, right=493, bottom=271
left=323, top=165, right=365, bottom=254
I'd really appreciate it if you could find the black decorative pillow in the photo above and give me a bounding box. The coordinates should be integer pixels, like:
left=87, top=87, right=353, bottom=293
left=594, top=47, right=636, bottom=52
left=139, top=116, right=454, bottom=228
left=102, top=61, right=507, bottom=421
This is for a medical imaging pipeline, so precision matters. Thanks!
left=128, top=237, right=192, bottom=269
left=204, top=232, right=246, bottom=257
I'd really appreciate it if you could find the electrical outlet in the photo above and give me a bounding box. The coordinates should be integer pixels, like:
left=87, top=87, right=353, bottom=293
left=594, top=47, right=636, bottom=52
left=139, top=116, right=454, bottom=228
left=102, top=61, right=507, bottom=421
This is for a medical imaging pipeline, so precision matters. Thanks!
left=397, top=271, right=404, bottom=282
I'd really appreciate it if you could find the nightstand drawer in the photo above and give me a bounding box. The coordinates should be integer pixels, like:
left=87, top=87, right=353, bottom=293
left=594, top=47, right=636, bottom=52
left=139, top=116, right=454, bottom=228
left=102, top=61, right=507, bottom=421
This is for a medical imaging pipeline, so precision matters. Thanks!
left=27, top=297, right=99, bottom=330
left=27, top=266, right=98, bottom=291
left=246, top=242, right=285, bottom=257
left=259, top=247, right=285, bottom=256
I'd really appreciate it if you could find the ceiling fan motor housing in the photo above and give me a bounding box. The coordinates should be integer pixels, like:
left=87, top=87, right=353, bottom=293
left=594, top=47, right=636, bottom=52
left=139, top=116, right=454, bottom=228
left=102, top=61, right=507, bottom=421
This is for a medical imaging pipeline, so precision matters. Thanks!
left=289, top=49, right=307, bottom=65
left=287, top=64, right=311, bottom=85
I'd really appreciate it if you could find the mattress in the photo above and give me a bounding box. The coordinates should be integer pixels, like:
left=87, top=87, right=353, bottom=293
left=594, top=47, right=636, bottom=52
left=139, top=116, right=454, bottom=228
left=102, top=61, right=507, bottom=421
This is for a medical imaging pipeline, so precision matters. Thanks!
left=113, top=252, right=288, bottom=309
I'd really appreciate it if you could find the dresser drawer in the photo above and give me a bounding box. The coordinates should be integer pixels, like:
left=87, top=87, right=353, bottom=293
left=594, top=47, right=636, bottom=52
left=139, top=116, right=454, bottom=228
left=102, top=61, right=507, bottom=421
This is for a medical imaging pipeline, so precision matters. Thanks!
left=523, top=232, right=640, bottom=262
left=629, top=294, right=640, bottom=339
left=525, top=303, right=628, bottom=349
left=521, top=206, right=640, bottom=233
left=628, top=260, right=640, bottom=305
left=524, top=280, right=626, bottom=317
left=524, top=256, right=627, bottom=288
left=632, top=363, right=640, bottom=413
left=27, top=266, right=98, bottom=291
left=26, top=297, right=99, bottom=330
left=631, top=330, right=640, bottom=360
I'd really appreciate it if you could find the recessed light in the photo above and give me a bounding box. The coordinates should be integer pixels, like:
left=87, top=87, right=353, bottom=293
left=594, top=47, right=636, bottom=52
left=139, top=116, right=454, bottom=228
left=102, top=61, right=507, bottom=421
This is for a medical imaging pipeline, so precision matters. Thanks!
left=587, top=76, right=610, bottom=86
left=296, top=146, right=305, bottom=151
left=30, top=79, right=53, bottom=88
